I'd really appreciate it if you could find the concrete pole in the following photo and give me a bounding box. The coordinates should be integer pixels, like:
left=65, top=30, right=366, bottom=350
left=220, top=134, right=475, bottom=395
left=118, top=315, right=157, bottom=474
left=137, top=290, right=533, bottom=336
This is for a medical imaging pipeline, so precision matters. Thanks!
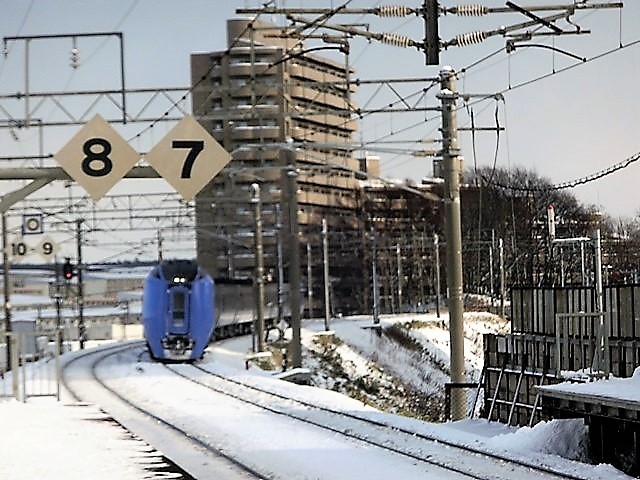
left=396, top=243, right=403, bottom=312
left=439, top=66, right=466, bottom=420
left=285, top=147, right=302, bottom=368
left=251, top=183, right=265, bottom=352
left=499, top=238, right=505, bottom=318
left=276, top=205, right=284, bottom=325
left=593, top=228, right=607, bottom=373
left=2, top=213, right=12, bottom=369
left=434, top=233, right=441, bottom=318
left=307, top=243, right=313, bottom=319
left=322, top=218, right=330, bottom=331
left=371, top=225, right=380, bottom=325
left=489, top=234, right=494, bottom=302
left=76, top=219, right=85, bottom=350
left=157, top=227, right=163, bottom=263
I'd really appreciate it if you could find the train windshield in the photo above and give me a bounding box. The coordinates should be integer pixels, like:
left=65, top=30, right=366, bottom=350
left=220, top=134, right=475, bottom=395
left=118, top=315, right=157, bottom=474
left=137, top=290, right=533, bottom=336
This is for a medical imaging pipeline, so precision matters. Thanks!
left=172, top=291, right=186, bottom=327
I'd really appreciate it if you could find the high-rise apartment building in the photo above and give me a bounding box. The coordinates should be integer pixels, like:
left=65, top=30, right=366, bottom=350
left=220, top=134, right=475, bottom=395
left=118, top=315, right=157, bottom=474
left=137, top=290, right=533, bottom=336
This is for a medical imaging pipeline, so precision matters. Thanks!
left=191, top=18, right=363, bottom=315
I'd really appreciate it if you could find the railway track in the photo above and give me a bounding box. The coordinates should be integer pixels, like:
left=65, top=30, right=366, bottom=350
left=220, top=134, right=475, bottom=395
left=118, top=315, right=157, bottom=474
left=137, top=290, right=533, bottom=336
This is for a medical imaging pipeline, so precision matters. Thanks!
left=165, top=362, right=590, bottom=480
left=61, top=342, right=265, bottom=480
left=60, top=341, right=596, bottom=480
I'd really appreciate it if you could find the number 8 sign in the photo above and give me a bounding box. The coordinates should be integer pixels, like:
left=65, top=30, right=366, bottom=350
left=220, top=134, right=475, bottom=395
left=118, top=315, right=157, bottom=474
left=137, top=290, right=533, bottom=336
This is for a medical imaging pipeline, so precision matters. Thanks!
left=54, top=115, right=140, bottom=201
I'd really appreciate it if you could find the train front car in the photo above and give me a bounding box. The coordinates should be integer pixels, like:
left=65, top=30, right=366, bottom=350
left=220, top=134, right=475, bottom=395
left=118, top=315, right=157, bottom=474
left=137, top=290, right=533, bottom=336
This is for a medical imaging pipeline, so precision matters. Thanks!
left=143, top=259, right=215, bottom=361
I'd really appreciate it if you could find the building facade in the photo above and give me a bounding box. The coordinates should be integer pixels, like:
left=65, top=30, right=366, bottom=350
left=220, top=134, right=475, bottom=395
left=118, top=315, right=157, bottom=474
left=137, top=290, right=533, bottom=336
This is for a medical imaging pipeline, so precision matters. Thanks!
left=191, top=19, right=363, bottom=315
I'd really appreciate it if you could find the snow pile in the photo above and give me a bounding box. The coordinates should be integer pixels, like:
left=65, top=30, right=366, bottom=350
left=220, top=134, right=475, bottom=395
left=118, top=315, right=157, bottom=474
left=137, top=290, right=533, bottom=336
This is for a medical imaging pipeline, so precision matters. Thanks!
left=488, top=418, right=590, bottom=462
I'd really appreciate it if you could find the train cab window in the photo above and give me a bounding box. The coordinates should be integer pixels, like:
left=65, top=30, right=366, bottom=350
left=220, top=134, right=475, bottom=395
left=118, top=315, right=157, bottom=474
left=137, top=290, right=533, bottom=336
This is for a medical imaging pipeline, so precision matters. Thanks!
left=172, top=291, right=186, bottom=325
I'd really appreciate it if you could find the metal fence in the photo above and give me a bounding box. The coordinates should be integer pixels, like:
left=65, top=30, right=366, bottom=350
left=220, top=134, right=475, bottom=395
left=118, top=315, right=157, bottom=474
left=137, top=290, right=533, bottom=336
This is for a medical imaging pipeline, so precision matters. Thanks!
left=511, top=284, right=640, bottom=339
left=0, top=330, right=62, bottom=402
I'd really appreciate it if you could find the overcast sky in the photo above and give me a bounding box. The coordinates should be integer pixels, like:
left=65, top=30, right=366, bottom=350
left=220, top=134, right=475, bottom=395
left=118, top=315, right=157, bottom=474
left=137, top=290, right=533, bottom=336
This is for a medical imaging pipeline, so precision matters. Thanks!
left=1, top=0, right=638, bottom=223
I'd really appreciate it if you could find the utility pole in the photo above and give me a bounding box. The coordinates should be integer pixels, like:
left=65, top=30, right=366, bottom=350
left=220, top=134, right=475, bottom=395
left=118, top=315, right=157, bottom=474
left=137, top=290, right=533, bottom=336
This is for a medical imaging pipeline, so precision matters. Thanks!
left=156, top=227, right=163, bottom=263
left=251, top=183, right=265, bottom=352
left=322, top=218, right=330, bottom=331
left=439, top=66, right=466, bottom=420
left=276, top=205, right=285, bottom=326
left=396, top=243, right=403, bottom=312
left=433, top=233, right=441, bottom=319
left=2, top=213, right=11, bottom=369
left=53, top=258, right=63, bottom=354
left=306, top=243, right=313, bottom=319
left=284, top=146, right=302, bottom=368
left=76, top=218, right=85, bottom=349
left=499, top=238, right=505, bottom=318
left=422, top=0, right=440, bottom=65
left=371, top=225, right=380, bottom=325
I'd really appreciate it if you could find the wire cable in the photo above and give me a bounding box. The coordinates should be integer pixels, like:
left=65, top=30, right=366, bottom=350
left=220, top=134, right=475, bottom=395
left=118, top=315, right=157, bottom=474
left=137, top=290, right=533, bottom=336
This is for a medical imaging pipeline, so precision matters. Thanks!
left=485, top=151, right=640, bottom=193
left=0, top=0, right=36, bottom=80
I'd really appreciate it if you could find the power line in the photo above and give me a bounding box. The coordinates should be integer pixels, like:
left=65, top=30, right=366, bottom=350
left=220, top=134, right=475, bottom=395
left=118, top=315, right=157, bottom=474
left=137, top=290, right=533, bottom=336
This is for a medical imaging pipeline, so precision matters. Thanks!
left=485, top=151, right=640, bottom=193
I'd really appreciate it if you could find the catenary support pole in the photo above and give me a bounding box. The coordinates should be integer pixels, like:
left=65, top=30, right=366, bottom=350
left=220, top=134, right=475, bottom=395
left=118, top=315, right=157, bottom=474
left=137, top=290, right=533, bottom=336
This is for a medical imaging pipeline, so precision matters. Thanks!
left=76, top=219, right=86, bottom=349
left=439, top=66, right=467, bottom=420
left=371, top=225, right=380, bottom=325
left=285, top=146, right=302, bottom=368
left=322, top=218, right=330, bottom=331
left=2, top=213, right=11, bottom=370
left=276, top=205, right=284, bottom=326
left=499, top=238, right=505, bottom=318
left=251, top=183, right=265, bottom=352
left=307, top=243, right=313, bottom=319
left=396, top=243, right=403, bottom=312
left=434, top=232, right=441, bottom=318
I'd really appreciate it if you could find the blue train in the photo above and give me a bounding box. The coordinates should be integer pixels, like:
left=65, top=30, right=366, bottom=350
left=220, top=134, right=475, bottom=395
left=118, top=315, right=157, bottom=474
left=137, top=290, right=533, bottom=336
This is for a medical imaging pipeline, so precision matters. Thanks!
left=142, top=259, right=215, bottom=361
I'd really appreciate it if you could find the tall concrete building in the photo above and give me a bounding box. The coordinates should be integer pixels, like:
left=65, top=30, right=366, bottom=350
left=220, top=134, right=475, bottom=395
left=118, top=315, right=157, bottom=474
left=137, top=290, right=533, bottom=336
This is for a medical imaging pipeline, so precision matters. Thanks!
left=191, top=18, right=363, bottom=315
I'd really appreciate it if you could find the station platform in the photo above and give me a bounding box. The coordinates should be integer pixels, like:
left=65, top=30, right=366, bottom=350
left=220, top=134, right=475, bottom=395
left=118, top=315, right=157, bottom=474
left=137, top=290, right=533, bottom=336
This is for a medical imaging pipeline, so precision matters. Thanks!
left=539, top=373, right=640, bottom=421
left=538, top=372, right=640, bottom=477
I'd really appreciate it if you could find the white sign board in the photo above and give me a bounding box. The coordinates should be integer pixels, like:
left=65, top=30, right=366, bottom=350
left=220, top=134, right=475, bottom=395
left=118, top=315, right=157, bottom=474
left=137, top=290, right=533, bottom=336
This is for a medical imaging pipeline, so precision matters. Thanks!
left=54, top=115, right=140, bottom=201
left=144, top=115, right=231, bottom=201
left=9, top=236, right=58, bottom=262
left=22, top=213, right=43, bottom=235
left=36, top=236, right=58, bottom=261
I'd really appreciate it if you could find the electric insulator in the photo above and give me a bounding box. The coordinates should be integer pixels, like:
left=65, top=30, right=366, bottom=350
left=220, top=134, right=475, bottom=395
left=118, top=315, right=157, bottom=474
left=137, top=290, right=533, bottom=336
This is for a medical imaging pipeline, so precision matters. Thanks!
left=454, top=31, right=488, bottom=47
left=454, top=4, right=488, bottom=16
left=380, top=33, right=412, bottom=48
left=70, top=47, right=80, bottom=69
left=376, top=5, right=413, bottom=17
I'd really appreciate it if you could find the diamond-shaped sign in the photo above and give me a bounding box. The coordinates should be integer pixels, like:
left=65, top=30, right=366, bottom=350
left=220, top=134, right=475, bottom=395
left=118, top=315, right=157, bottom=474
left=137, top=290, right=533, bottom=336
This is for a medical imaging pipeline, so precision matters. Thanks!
left=144, top=115, right=231, bottom=201
left=54, top=115, right=140, bottom=201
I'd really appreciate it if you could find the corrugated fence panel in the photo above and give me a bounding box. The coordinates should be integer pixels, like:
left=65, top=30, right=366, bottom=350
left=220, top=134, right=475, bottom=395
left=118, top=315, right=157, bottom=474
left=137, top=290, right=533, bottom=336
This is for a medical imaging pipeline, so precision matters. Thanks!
left=634, top=286, right=640, bottom=338
left=509, top=285, right=640, bottom=337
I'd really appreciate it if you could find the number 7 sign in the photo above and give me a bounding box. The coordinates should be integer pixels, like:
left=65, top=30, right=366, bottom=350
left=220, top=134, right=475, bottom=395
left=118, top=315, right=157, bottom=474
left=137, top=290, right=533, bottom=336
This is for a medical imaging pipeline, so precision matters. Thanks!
left=144, top=115, right=231, bottom=201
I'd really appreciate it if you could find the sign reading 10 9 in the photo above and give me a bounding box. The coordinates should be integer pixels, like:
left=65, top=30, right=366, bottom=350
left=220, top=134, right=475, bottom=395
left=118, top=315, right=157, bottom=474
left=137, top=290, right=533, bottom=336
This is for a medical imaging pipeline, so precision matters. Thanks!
left=54, top=115, right=231, bottom=201
left=10, top=237, right=58, bottom=262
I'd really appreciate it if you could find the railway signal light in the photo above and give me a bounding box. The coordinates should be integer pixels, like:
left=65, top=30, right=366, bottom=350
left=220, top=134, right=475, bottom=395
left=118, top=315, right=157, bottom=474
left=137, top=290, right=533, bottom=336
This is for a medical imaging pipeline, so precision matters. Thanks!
left=63, top=258, right=74, bottom=280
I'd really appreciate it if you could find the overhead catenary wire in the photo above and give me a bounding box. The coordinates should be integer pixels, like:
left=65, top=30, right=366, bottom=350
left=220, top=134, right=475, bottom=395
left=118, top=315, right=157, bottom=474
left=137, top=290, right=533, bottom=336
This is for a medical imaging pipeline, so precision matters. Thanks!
left=485, top=151, right=640, bottom=193
left=6, top=2, right=637, bottom=207
left=127, top=4, right=278, bottom=143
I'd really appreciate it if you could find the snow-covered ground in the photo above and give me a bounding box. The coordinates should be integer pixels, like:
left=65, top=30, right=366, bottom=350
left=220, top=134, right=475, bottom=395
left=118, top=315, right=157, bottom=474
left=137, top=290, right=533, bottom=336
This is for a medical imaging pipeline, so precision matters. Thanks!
left=0, top=311, right=635, bottom=479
